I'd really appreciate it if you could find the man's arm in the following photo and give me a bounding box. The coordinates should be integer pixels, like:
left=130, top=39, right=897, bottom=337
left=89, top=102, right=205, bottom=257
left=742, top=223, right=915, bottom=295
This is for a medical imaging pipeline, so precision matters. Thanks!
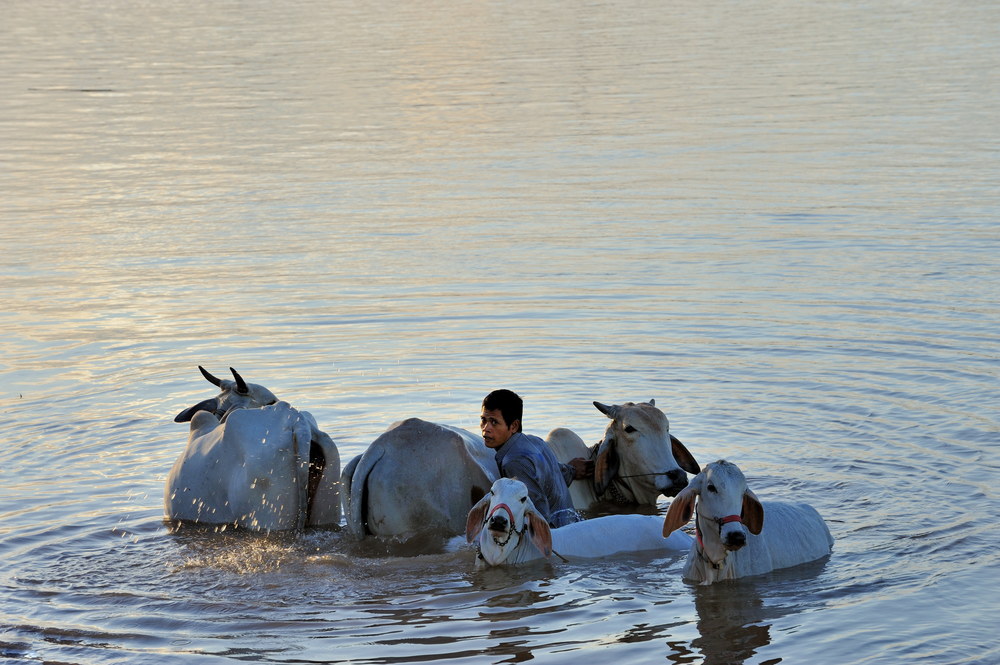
left=561, top=458, right=594, bottom=485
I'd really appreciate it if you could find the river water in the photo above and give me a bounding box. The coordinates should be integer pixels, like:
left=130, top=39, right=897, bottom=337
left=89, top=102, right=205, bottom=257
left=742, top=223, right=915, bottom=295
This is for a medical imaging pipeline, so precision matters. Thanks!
left=2, top=1, right=998, bottom=663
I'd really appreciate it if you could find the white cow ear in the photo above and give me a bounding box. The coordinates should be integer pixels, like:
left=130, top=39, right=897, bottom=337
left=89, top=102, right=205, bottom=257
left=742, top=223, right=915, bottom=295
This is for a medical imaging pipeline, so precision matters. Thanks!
left=526, top=511, right=552, bottom=557
left=662, top=473, right=702, bottom=536
left=465, top=494, right=491, bottom=543
left=742, top=489, right=764, bottom=535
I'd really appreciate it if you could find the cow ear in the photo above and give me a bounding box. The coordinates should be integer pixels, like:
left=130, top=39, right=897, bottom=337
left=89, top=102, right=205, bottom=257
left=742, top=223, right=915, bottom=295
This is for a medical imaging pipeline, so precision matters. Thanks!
left=527, top=511, right=553, bottom=557
left=594, top=437, right=620, bottom=496
left=670, top=434, right=700, bottom=475
left=742, top=489, right=765, bottom=535
left=466, top=494, right=491, bottom=543
left=663, top=477, right=700, bottom=536
left=175, top=398, right=219, bottom=423
left=470, top=485, right=487, bottom=507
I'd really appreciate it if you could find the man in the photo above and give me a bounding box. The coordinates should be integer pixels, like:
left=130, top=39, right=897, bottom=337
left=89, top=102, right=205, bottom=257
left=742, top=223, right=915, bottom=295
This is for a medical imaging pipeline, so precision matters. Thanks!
left=480, top=389, right=593, bottom=528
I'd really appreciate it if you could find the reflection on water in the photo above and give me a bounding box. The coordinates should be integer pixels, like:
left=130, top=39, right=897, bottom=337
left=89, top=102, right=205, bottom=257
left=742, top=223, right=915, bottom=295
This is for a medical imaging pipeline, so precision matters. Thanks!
left=2, top=0, right=999, bottom=663
left=688, top=558, right=832, bottom=665
left=691, top=583, right=773, bottom=665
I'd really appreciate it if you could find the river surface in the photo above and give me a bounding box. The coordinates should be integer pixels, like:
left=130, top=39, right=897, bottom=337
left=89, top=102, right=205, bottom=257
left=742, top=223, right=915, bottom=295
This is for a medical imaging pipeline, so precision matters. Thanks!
left=2, top=1, right=999, bottom=663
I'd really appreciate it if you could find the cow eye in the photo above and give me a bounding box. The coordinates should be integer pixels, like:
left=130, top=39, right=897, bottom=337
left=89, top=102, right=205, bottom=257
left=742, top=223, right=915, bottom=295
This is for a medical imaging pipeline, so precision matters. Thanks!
left=624, top=425, right=638, bottom=434
left=520, top=497, right=527, bottom=503
left=706, top=483, right=717, bottom=493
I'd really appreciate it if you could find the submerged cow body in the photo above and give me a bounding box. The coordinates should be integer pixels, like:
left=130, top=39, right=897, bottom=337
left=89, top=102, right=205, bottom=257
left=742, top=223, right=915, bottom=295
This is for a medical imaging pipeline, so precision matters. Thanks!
left=343, top=418, right=498, bottom=540
left=465, top=478, right=694, bottom=567
left=547, top=400, right=700, bottom=510
left=166, top=367, right=340, bottom=531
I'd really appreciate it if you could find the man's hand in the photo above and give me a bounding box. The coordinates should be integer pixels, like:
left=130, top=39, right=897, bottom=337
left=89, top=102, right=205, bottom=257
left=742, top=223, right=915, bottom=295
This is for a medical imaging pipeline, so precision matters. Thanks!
left=568, top=457, right=594, bottom=480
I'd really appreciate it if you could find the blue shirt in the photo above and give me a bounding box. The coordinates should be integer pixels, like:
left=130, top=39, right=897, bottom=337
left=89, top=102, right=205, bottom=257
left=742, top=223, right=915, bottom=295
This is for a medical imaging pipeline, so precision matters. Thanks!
left=494, top=431, right=581, bottom=528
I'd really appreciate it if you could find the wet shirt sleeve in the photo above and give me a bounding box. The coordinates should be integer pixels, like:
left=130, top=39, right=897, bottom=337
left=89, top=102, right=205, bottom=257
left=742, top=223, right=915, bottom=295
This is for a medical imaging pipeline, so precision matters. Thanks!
left=558, top=462, right=574, bottom=486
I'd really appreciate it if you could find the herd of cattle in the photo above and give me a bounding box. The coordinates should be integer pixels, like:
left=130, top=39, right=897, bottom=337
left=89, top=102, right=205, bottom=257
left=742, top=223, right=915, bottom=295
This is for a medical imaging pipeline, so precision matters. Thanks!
left=165, top=366, right=833, bottom=584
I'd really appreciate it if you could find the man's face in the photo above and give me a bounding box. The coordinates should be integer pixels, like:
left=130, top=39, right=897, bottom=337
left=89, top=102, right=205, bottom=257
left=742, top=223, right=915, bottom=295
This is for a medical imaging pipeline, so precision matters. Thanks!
left=481, top=407, right=518, bottom=449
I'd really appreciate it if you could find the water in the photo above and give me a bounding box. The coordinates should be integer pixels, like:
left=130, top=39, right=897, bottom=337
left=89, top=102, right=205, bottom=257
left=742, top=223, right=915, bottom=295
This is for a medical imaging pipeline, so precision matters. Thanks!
left=2, top=0, right=998, bottom=663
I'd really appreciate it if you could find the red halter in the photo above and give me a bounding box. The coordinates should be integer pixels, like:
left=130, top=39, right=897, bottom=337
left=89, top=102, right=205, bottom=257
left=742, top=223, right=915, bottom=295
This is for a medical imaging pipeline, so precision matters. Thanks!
left=488, top=503, right=516, bottom=527
left=695, top=512, right=743, bottom=550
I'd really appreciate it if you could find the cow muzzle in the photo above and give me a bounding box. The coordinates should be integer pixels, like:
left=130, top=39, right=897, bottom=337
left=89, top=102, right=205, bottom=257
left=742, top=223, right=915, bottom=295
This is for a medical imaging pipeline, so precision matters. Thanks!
left=487, top=503, right=515, bottom=532
left=488, top=515, right=509, bottom=533
left=718, top=515, right=747, bottom=551
left=723, top=530, right=747, bottom=551
left=658, top=469, right=689, bottom=496
left=486, top=503, right=518, bottom=546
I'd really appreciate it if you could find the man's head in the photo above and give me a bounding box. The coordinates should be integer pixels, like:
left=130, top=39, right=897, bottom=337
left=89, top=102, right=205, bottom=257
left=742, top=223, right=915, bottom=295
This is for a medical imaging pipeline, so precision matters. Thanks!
left=481, top=389, right=523, bottom=449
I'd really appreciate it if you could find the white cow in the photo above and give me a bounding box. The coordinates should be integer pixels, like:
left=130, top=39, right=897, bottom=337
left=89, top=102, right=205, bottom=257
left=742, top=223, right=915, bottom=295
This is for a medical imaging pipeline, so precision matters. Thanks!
left=547, top=400, right=700, bottom=510
left=662, top=460, right=834, bottom=585
left=166, top=367, right=340, bottom=531
left=342, top=418, right=499, bottom=540
left=465, top=477, right=694, bottom=567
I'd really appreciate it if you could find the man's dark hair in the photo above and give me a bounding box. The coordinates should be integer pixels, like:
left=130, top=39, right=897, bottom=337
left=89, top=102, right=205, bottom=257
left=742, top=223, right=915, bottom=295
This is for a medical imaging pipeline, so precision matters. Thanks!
left=482, top=389, right=523, bottom=432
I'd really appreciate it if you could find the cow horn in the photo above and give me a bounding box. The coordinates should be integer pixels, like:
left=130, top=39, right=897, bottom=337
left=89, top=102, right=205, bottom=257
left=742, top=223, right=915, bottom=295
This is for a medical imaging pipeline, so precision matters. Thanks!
left=199, top=365, right=223, bottom=387
left=230, top=367, right=249, bottom=395
left=594, top=401, right=620, bottom=419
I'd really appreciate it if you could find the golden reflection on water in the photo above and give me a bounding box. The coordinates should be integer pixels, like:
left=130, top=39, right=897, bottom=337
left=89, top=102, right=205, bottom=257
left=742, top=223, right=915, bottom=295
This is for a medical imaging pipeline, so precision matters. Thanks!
left=1, top=1, right=998, bottom=664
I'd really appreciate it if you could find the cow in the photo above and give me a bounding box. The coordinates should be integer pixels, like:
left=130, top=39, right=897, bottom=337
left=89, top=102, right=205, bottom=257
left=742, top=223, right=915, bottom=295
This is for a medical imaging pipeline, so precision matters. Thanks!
left=166, top=366, right=340, bottom=531
left=662, top=460, right=834, bottom=584
left=342, top=418, right=498, bottom=541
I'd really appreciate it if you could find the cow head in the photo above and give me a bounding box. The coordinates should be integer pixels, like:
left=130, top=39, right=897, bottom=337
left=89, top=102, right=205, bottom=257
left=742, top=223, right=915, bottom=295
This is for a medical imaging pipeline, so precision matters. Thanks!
left=174, top=366, right=278, bottom=423
left=592, top=400, right=700, bottom=503
left=663, top=460, right=764, bottom=562
left=466, top=478, right=552, bottom=565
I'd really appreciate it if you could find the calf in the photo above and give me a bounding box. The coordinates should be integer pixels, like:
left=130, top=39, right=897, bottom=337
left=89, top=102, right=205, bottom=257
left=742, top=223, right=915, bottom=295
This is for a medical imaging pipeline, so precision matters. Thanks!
left=662, top=460, right=834, bottom=585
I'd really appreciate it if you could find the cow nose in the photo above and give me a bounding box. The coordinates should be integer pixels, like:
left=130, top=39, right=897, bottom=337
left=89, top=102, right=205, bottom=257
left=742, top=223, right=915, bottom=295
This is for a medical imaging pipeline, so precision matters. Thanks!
left=660, top=470, right=688, bottom=496
left=724, top=530, right=747, bottom=550
left=488, top=515, right=508, bottom=532
left=667, top=469, right=687, bottom=486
